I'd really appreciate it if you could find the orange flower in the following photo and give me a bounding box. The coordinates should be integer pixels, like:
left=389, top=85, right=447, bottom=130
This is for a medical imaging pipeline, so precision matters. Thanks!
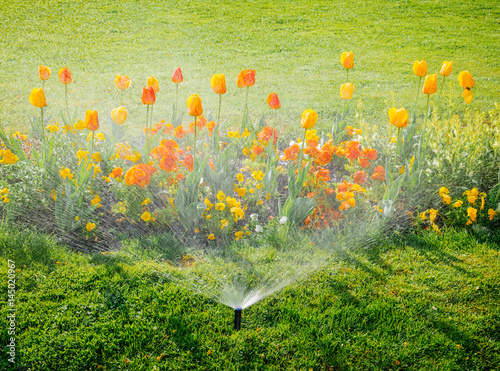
left=187, top=94, right=203, bottom=116
left=237, top=69, right=256, bottom=87
left=210, top=74, right=226, bottom=94
left=147, top=76, right=160, bottom=94
left=84, top=110, right=99, bottom=131
left=164, top=123, right=174, bottom=135
left=345, top=141, right=361, bottom=160
left=207, top=121, right=216, bottom=136
left=110, top=167, right=123, bottom=178
left=114, top=75, right=131, bottom=90
left=283, top=144, right=301, bottom=161
left=412, top=60, right=427, bottom=77
left=124, top=163, right=157, bottom=187
left=58, top=67, right=72, bottom=84
left=353, top=170, right=368, bottom=186
left=458, top=71, right=475, bottom=89
left=462, top=89, right=473, bottom=105
left=142, top=86, right=156, bottom=105
left=422, top=74, right=437, bottom=95
left=111, top=106, right=127, bottom=125
left=181, top=154, right=194, bottom=172
left=371, top=166, right=386, bottom=181
left=174, top=125, right=186, bottom=139
left=304, top=146, right=320, bottom=158
left=172, top=67, right=183, bottom=83
left=39, top=65, right=51, bottom=81
left=316, top=150, right=332, bottom=166
left=340, top=83, right=354, bottom=100
left=300, top=109, right=318, bottom=129
left=388, top=107, right=408, bottom=128
left=266, top=93, right=281, bottom=109
left=358, top=158, right=370, bottom=168
left=159, top=154, right=178, bottom=172
left=361, top=148, right=378, bottom=161
left=340, top=51, right=354, bottom=69
left=251, top=144, right=264, bottom=155
left=29, top=88, right=47, bottom=108
left=257, top=126, right=278, bottom=144
left=314, top=167, right=330, bottom=182
left=440, top=61, right=453, bottom=77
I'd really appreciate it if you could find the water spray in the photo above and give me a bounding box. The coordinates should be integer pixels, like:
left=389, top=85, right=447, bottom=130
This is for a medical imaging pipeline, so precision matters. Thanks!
left=234, top=307, right=242, bottom=330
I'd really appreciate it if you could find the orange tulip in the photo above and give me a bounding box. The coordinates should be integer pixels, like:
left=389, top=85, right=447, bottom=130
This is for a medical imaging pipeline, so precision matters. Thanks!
left=39, top=65, right=51, bottom=81
left=300, top=109, right=318, bottom=129
left=114, top=75, right=131, bottom=90
left=458, top=71, right=475, bottom=89
left=84, top=110, right=99, bottom=131
left=422, top=74, right=437, bottom=95
left=463, top=89, right=473, bottom=105
left=111, top=106, right=127, bottom=125
left=172, top=67, right=183, bottom=83
left=147, top=75, right=160, bottom=94
left=58, top=67, right=72, bottom=84
left=187, top=94, right=203, bottom=116
left=237, top=69, right=256, bottom=87
left=440, top=61, right=453, bottom=77
left=412, top=60, right=427, bottom=77
left=29, top=88, right=47, bottom=108
left=141, top=87, right=156, bottom=105
left=340, top=83, right=354, bottom=100
left=210, top=74, right=226, bottom=94
left=266, top=93, right=281, bottom=109
left=340, top=51, right=354, bottom=69
left=388, top=107, right=408, bottom=128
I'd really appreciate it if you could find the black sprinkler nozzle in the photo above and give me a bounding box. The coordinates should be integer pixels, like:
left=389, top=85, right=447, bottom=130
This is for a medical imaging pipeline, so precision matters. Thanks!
left=234, top=307, right=242, bottom=330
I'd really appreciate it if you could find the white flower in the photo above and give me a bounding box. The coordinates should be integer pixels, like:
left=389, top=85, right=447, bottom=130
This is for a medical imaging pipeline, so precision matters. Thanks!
left=279, top=216, right=288, bottom=225
left=250, top=213, right=258, bottom=222
left=255, top=225, right=263, bottom=233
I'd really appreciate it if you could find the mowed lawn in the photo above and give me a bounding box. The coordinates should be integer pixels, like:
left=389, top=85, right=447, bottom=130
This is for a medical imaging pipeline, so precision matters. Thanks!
left=0, top=0, right=499, bottom=135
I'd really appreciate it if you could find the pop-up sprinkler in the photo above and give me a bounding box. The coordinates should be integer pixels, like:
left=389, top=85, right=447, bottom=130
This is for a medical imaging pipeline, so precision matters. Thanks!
left=234, top=307, right=242, bottom=330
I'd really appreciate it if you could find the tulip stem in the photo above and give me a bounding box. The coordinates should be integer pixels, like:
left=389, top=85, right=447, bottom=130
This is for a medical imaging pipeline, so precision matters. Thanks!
left=413, top=77, right=422, bottom=124
left=146, top=105, right=150, bottom=158
left=346, top=69, right=349, bottom=83
left=297, top=127, right=308, bottom=172
left=40, top=107, right=44, bottom=144
left=65, top=84, right=69, bottom=120
left=175, top=83, right=179, bottom=121
left=244, top=86, right=249, bottom=127
left=194, top=116, right=197, bottom=166
left=91, top=131, right=95, bottom=160
left=215, top=94, right=222, bottom=154
left=274, top=109, right=277, bottom=127
left=424, top=94, right=430, bottom=127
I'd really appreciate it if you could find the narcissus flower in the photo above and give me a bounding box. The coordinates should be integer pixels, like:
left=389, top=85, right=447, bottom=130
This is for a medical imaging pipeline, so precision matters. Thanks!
left=458, top=71, right=475, bottom=89
left=300, top=109, right=318, bottom=129
left=29, top=88, right=47, bottom=108
left=463, top=89, right=473, bottom=105
left=58, top=67, right=72, bottom=84
left=147, top=75, right=160, bottom=94
left=114, top=75, right=131, bottom=90
left=39, top=65, right=51, bottom=80
left=84, top=110, right=99, bottom=131
left=422, top=74, right=437, bottom=95
left=267, top=93, right=281, bottom=109
left=172, top=67, right=183, bottom=83
left=340, top=83, right=354, bottom=100
left=210, top=74, right=226, bottom=94
left=440, top=61, right=453, bottom=77
left=340, top=51, right=354, bottom=69
left=412, top=60, right=427, bottom=77
left=111, top=106, right=127, bottom=125
left=187, top=94, right=203, bottom=116
left=141, top=86, right=156, bottom=105
left=237, top=69, right=256, bottom=87
left=388, top=107, right=408, bottom=128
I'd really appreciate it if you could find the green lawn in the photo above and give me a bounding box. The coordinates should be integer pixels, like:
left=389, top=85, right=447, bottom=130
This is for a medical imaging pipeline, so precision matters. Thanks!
left=1, top=227, right=499, bottom=370
left=1, top=0, right=499, bottom=135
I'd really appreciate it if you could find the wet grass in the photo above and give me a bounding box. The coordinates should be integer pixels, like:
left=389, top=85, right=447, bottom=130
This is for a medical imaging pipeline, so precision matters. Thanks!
left=1, top=226, right=499, bottom=370
left=1, top=0, right=499, bottom=136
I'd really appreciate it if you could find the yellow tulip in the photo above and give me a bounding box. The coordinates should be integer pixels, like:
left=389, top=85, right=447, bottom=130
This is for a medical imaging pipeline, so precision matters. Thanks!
left=463, top=89, right=473, bottom=105
left=147, top=76, right=159, bottom=94
left=388, top=107, right=408, bottom=128
left=187, top=94, right=203, bottom=116
left=300, top=109, right=318, bottom=129
left=422, top=74, right=437, bottom=95
left=458, top=71, right=475, bottom=89
left=29, top=88, right=47, bottom=108
left=440, top=61, right=453, bottom=77
left=340, top=83, right=354, bottom=100
left=210, top=74, right=227, bottom=94
left=412, top=60, right=427, bottom=77
left=39, top=65, right=51, bottom=81
left=340, top=51, right=354, bottom=69
left=111, top=106, right=127, bottom=125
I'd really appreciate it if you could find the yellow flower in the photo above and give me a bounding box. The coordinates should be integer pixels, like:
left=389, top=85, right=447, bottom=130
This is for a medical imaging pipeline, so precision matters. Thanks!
left=142, top=198, right=151, bottom=205
left=228, top=131, right=240, bottom=139
left=300, top=109, right=318, bottom=129
left=204, top=198, right=214, bottom=210
left=438, top=187, right=450, bottom=198
left=46, top=124, right=60, bottom=133
left=220, top=219, right=228, bottom=229
left=442, top=194, right=452, bottom=205
left=231, top=207, right=244, bottom=221
left=75, top=149, right=89, bottom=165
left=236, top=188, right=247, bottom=197
left=111, top=106, right=127, bottom=125
left=206, top=215, right=212, bottom=220
left=13, top=131, right=27, bottom=141
left=91, top=194, right=101, bottom=206
left=236, top=173, right=245, bottom=182
left=251, top=171, right=264, bottom=181
left=479, top=192, right=487, bottom=210
left=59, top=167, right=73, bottom=180
left=428, top=209, right=438, bottom=223
left=86, top=222, right=96, bottom=232
left=453, top=200, right=463, bottom=208
left=208, top=233, right=215, bottom=240
left=467, top=207, right=477, bottom=223
left=432, top=223, right=441, bottom=235
left=234, top=231, right=244, bottom=240
left=488, top=209, right=497, bottom=220
left=97, top=133, right=106, bottom=141
left=0, top=188, right=8, bottom=195
left=91, top=152, right=102, bottom=163
left=215, top=203, right=225, bottom=211
left=75, top=216, right=79, bottom=221
left=0, top=150, right=19, bottom=165
left=195, top=228, right=200, bottom=233
left=141, top=211, right=151, bottom=222
left=74, top=120, right=85, bottom=131
left=340, top=83, right=354, bottom=100
left=257, top=200, right=263, bottom=205
left=463, top=188, right=479, bottom=205
left=216, top=191, right=225, bottom=202
left=242, top=147, right=251, bottom=156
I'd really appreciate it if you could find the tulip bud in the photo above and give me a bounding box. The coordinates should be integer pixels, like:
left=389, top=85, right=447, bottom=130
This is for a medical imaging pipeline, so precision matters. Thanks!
left=458, top=71, right=475, bottom=89
left=141, top=87, right=156, bottom=105
left=187, top=94, right=203, bottom=116
left=388, top=107, right=408, bottom=128
left=266, top=93, right=281, bottom=109
left=300, top=109, right=318, bottom=129
left=115, top=75, right=131, bottom=90
left=412, top=60, right=427, bottom=77
left=58, top=67, right=72, bottom=84
left=84, top=110, right=99, bottom=131
left=172, top=67, right=183, bottom=83
left=237, top=69, right=256, bottom=88
left=340, top=51, right=354, bottom=69
left=422, top=74, right=437, bottom=95
left=147, top=75, right=160, bottom=94
left=29, top=88, right=47, bottom=108
left=210, top=74, right=227, bottom=94
left=111, top=106, right=127, bottom=125
left=340, top=83, right=354, bottom=100
left=39, top=65, right=51, bottom=81
left=463, top=89, right=473, bottom=105
left=440, top=61, right=453, bottom=77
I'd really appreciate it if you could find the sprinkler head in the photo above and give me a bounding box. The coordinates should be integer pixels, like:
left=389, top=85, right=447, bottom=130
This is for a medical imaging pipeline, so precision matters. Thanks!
left=234, top=307, right=242, bottom=330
